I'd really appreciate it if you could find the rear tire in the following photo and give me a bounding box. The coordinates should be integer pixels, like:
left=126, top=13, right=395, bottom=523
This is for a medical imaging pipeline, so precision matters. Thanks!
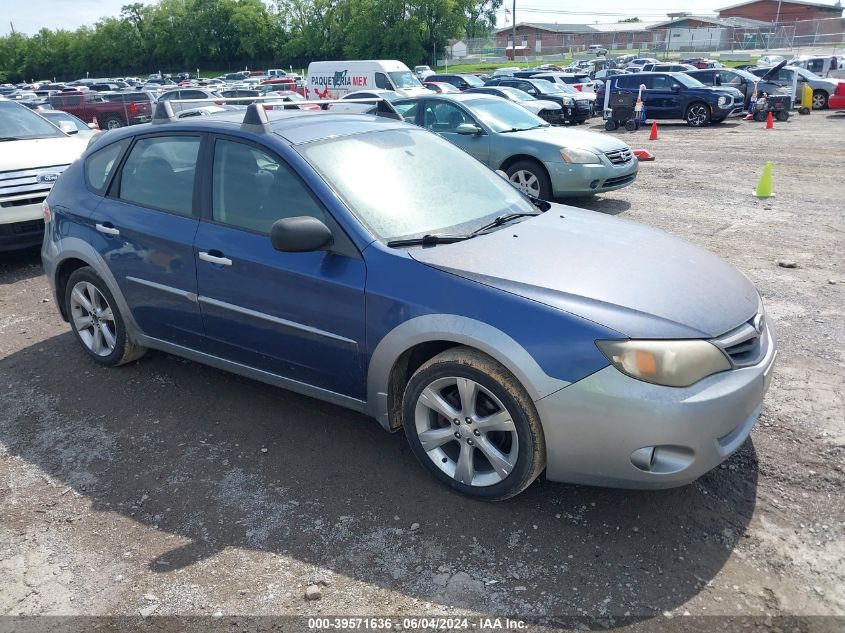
left=506, top=160, right=552, bottom=200
left=776, top=110, right=789, bottom=122
left=604, top=120, right=619, bottom=131
left=812, top=90, right=828, bottom=110
left=402, top=347, right=546, bottom=501
left=101, top=115, right=124, bottom=130
left=65, top=267, right=146, bottom=367
left=624, top=119, right=637, bottom=131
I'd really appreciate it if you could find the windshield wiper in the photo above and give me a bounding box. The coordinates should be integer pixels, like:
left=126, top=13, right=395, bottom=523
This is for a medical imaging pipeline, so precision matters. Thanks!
left=386, top=233, right=471, bottom=247
left=469, top=211, right=541, bottom=236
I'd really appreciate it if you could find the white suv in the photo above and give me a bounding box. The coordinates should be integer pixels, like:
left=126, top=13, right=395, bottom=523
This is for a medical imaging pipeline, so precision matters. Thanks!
left=0, top=100, right=88, bottom=251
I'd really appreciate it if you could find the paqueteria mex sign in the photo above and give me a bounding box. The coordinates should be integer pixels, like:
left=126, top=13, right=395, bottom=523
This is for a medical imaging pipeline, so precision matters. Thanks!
left=309, top=69, right=369, bottom=98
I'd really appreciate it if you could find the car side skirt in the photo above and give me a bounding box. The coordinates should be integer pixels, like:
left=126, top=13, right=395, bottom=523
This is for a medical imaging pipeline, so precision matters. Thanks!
left=136, top=334, right=368, bottom=414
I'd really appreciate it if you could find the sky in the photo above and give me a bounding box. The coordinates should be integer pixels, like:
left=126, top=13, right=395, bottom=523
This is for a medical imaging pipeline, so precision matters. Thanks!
left=0, top=0, right=841, bottom=36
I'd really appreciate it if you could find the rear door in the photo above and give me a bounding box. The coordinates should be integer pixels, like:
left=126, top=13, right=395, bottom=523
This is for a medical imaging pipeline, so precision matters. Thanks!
left=193, top=136, right=367, bottom=398
left=90, top=132, right=206, bottom=348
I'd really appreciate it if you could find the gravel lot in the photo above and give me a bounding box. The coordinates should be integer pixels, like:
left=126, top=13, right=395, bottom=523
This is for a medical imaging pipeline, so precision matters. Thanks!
left=1, top=111, right=843, bottom=631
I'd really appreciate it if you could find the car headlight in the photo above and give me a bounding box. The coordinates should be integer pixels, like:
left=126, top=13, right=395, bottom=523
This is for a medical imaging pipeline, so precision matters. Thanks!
left=596, top=339, right=731, bottom=387
left=562, top=97, right=574, bottom=106
left=718, top=95, right=727, bottom=106
left=560, top=147, right=600, bottom=164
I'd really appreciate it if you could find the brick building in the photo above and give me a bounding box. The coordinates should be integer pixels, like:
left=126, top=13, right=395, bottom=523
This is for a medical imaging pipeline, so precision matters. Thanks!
left=718, top=0, right=842, bottom=23
left=493, top=22, right=658, bottom=54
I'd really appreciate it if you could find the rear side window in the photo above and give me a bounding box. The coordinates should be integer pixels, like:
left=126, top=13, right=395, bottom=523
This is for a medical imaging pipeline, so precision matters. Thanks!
left=118, top=136, right=200, bottom=216
left=86, top=140, right=129, bottom=194
left=212, top=139, right=325, bottom=234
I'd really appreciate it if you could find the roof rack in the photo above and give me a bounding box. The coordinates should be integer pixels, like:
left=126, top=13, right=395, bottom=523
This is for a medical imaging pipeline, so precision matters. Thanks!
left=150, top=95, right=402, bottom=131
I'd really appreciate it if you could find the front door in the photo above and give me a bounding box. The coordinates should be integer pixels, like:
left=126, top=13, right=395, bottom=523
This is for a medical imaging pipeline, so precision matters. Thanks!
left=419, top=99, right=491, bottom=165
left=194, top=137, right=367, bottom=399
left=90, top=133, right=206, bottom=348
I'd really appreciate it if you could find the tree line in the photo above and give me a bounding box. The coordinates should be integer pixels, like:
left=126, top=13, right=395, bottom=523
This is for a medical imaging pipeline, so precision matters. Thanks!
left=0, top=0, right=501, bottom=83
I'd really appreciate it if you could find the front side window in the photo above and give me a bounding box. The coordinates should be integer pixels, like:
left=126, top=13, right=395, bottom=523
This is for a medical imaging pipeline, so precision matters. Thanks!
left=298, top=128, right=535, bottom=242
left=212, top=139, right=324, bottom=234
left=118, top=136, right=200, bottom=216
left=375, top=73, right=389, bottom=89
left=421, top=101, right=474, bottom=133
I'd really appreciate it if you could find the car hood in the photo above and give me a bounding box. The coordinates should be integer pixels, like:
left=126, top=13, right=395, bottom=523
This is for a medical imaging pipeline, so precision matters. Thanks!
left=0, top=136, right=88, bottom=172
left=507, top=126, right=628, bottom=152
left=409, top=205, right=760, bottom=339
left=532, top=99, right=562, bottom=110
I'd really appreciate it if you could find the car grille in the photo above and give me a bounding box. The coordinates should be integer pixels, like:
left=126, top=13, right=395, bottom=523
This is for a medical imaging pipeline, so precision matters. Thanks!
left=0, top=165, right=69, bottom=204
left=0, top=219, right=44, bottom=236
left=538, top=109, right=560, bottom=122
left=605, top=148, right=634, bottom=165
left=602, top=174, right=637, bottom=188
left=575, top=100, right=591, bottom=112
left=712, top=313, right=769, bottom=368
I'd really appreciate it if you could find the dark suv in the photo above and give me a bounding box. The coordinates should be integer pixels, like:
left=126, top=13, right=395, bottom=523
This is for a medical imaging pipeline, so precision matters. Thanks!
left=425, top=73, right=485, bottom=91
left=686, top=68, right=764, bottom=108
left=597, top=72, right=744, bottom=126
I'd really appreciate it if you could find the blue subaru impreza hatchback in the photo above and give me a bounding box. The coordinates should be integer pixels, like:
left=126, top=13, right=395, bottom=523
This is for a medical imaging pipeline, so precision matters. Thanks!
left=42, top=102, right=776, bottom=500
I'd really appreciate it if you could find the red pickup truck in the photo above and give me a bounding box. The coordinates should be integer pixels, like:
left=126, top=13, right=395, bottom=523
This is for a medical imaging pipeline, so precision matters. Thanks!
left=48, top=91, right=152, bottom=129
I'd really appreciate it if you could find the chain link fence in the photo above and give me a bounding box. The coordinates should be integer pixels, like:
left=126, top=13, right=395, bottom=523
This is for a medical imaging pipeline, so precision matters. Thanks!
left=443, top=16, right=844, bottom=64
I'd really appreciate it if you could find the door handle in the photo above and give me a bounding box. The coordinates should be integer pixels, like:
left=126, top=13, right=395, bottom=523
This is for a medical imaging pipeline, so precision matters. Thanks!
left=199, top=251, right=233, bottom=266
left=95, top=223, right=120, bottom=236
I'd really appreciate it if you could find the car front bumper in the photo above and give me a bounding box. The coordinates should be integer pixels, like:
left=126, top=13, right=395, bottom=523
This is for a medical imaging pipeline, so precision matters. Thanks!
left=535, top=321, right=777, bottom=489
left=545, top=158, right=638, bottom=196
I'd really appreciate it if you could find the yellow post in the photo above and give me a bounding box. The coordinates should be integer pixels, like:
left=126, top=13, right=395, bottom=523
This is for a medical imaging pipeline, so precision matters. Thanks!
left=800, top=83, right=813, bottom=114
left=754, top=162, right=775, bottom=198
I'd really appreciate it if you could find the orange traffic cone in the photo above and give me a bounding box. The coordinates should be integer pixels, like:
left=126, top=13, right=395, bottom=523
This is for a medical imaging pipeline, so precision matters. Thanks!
left=633, top=149, right=655, bottom=161
left=649, top=121, right=658, bottom=141
left=765, top=111, right=774, bottom=129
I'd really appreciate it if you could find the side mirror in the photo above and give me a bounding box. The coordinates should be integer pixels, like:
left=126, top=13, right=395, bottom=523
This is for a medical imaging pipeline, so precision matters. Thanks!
left=270, top=216, right=333, bottom=253
left=57, top=120, right=78, bottom=134
left=671, top=84, right=681, bottom=92
left=87, top=122, right=98, bottom=129
left=456, top=123, right=482, bottom=136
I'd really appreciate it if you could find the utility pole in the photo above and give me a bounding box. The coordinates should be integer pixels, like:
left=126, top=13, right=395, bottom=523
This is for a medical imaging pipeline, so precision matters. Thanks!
left=9, top=21, right=15, bottom=34
left=511, top=0, right=516, bottom=61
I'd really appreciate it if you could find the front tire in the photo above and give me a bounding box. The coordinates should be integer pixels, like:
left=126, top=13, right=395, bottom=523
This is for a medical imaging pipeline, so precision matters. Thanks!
left=65, top=267, right=146, bottom=366
left=402, top=347, right=546, bottom=501
left=812, top=90, right=828, bottom=110
left=506, top=160, right=552, bottom=200
left=685, top=102, right=711, bottom=127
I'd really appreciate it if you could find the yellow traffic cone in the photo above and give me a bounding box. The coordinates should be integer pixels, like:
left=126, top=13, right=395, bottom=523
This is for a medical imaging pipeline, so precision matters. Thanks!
left=753, top=161, right=775, bottom=198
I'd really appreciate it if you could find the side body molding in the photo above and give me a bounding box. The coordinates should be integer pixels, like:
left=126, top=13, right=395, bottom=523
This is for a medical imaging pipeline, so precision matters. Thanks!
left=365, top=314, right=570, bottom=430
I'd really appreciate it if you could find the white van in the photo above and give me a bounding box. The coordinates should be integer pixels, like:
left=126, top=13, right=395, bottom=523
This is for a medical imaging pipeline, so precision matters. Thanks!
left=306, top=60, right=429, bottom=100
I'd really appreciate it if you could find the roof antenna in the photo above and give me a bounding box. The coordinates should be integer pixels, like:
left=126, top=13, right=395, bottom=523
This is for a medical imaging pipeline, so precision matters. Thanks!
left=151, top=100, right=176, bottom=124
left=241, top=103, right=271, bottom=133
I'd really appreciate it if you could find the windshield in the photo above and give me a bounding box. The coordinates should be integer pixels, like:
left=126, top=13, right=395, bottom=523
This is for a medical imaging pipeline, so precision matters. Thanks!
left=298, top=128, right=535, bottom=242
left=466, top=97, right=548, bottom=132
left=499, top=87, right=533, bottom=101
left=671, top=73, right=706, bottom=88
left=0, top=101, right=65, bottom=139
left=460, top=74, right=485, bottom=88
left=794, top=67, right=821, bottom=80
left=732, top=69, right=760, bottom=83
left=388, top=71, right=423, bottom=89
left=531, top=79, right=563, bottom=94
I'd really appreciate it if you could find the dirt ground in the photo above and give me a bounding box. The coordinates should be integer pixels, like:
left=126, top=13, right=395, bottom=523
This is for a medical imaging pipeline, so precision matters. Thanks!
left=1, top=110, right=843, bottom=632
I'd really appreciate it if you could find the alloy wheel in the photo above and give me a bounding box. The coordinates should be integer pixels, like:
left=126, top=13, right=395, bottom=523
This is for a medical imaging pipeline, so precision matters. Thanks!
left=687, top=104, right=708, bottom=126
left=414, top=377, right=519, bottom=487
left=69, top=281, right=117, bottom=357
left=509, top=170, right=540, bottom=197
left=812, top=92, right=826, bottom=109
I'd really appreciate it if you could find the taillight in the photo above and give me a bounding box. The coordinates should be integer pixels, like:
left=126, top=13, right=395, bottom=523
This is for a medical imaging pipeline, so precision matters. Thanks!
left=42, top=200, right=52, bottom=223
left=128, top=102, right=138, bottom=116
left=575, top=85, right=583, bottom=91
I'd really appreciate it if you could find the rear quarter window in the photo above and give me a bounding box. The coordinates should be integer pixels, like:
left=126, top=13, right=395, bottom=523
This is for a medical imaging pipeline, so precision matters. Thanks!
left=85, top=139, right=130, bottom=195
